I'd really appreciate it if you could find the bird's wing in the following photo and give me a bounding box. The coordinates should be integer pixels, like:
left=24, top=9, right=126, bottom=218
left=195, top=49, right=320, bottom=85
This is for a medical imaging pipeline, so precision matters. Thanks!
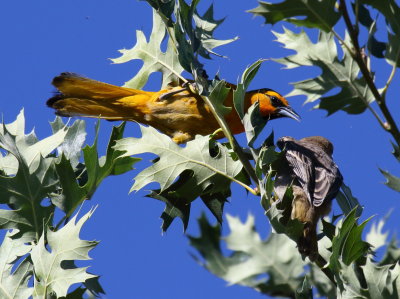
left=284, top=141, right=315, bottom=204
left=313, top=162, right=343, bottom=206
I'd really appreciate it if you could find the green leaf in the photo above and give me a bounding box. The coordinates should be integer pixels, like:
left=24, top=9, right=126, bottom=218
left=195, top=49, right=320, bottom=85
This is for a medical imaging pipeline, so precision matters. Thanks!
left=336, top=183, right=363, bottom=216
left=192, top=3, right=238, bottom=59
left=147, top=190, right=191, bottom=232
left=233, top=59, right=265, bottom=119
left=142, top=0, right=175, bottom=22
left=0, top=230, right=33, bottom=299
left=328, top=208, right=372, bottom=275
left=359, top=0, right=400, bottom=67
left=189, top=213, right=305, bottom=297
left=0, top=110, right=67, bottom=173
left=249, top=0, right=340, bottom=32
left=242, top=102, right=269, bottom=148
left=380, top=169, right=400, bottom=192
left=353, top=3, right=386, bottom=59
left=111, top=9, right=184, bottom=89
left=115, top=125, right=242, bottom=194
left=208, top=79, right=232, bottom=116
left=360, top=0, right=400, bottom=36
left=273, top=29, right=375, bottom=115
left=0, top=131, right=56, bottom=240
left=31, top=208, right=98, bottom=298
left=52, top=122, right=138, bottom=216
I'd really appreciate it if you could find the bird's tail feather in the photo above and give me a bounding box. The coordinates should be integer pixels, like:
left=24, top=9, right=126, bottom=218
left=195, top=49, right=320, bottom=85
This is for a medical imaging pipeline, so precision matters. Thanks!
left=47, top=73, right=151, bottom=120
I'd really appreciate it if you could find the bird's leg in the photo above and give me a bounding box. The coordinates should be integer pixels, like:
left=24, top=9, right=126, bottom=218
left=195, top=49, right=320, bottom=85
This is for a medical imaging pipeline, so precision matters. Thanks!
left=158, top=82, right=197, bottom=101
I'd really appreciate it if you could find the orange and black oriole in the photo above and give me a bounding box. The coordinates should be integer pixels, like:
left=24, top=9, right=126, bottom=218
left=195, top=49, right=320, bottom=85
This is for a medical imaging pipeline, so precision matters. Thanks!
left=47, top=73, right=299, bottom=143
left=274, top=136, right=343, bottom=261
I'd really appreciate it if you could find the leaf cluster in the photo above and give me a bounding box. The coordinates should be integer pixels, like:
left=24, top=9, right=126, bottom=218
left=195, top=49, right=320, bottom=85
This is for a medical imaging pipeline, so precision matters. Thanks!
left=0, top=111, right=137, bottom=298
left=189, top=210, right=400, bottom=299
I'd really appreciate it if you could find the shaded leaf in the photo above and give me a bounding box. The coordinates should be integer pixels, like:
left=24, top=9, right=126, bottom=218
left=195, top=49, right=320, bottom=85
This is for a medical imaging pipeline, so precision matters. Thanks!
left=233, top=59, right=265, bottom=120
left=336, top=183, right=363, bottom=216
left=249, top=0, right=340, bottom=32
left=52, top=122, right=138, bottom=216
left=147, top=186, right=192, bottom=232
left=192, top=3, right=238, bottom=59
left=353, top=2, right=386, bottom=58
left=273, top=29, right=374, bottom=115
left=31, top=208, right=98, bottom=298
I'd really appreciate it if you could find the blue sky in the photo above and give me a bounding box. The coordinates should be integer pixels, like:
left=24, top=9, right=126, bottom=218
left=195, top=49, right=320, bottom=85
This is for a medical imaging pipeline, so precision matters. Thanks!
left=1, top=1, right=399, bottom=298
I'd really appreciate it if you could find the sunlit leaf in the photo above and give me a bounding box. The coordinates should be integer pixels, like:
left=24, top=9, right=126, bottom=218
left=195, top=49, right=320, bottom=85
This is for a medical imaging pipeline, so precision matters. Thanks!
left=115, top=125, right=242, bottom=194
left=31, top=209, right=98, bottom=298
left=111, top=9, right=184, bottom=89
left=0, top=230, right=32, bottom=299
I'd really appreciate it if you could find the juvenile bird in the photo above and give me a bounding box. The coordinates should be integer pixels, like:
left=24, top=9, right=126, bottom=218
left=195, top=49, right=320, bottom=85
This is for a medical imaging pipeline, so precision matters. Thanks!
left=47, top=73, right=299, bottom=143
left=274, top=136, right=343, bottom=261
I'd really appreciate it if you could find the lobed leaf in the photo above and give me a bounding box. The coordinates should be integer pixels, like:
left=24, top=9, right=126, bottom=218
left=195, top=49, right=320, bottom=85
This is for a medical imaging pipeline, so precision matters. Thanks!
left=31, top=209, right=98, bottom=298
left=51, top=122, right=139, bottom=216
left=328, top=208, right=372, bottom=275
left=273, top=29, right=375, bottom=115
left=111, top=9, right=184, bottom=89
left=0, top=230, right=33, bottom=299
left=115, top=124, right=242, bottom=194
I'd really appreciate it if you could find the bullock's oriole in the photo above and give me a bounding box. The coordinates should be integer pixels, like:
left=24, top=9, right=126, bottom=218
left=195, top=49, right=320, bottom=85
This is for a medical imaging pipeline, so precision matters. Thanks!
left=274, top=136, right=343, bottom=261
left=47, top=73, right=299, bottom=143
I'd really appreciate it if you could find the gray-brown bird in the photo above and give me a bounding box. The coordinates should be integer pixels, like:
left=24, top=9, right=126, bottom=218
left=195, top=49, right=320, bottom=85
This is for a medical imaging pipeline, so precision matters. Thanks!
left=274, top=136, right=343, bottom=261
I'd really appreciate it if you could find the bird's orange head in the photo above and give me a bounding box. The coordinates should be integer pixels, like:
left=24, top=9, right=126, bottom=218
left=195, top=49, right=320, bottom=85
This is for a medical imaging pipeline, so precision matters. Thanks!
left=246, top=89, right=300, bottom=121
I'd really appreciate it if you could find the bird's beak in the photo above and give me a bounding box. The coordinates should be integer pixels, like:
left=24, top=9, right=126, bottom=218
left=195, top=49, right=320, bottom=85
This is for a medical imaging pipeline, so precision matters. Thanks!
left=276, top=106, right=301, bottom=122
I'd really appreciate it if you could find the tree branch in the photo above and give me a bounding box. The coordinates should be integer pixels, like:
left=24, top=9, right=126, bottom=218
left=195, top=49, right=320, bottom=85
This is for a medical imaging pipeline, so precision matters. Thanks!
left=339, top=0, right=400, bottom=147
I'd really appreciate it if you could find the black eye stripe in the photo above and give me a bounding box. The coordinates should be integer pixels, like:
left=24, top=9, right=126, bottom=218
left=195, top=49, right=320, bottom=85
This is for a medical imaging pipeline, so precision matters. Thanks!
left=270, top=95, right=283, bottom=107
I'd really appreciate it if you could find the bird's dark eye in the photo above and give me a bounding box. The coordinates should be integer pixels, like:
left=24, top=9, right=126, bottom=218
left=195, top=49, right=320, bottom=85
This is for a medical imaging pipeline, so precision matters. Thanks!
left=270, top=96, right=282, bottom=107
